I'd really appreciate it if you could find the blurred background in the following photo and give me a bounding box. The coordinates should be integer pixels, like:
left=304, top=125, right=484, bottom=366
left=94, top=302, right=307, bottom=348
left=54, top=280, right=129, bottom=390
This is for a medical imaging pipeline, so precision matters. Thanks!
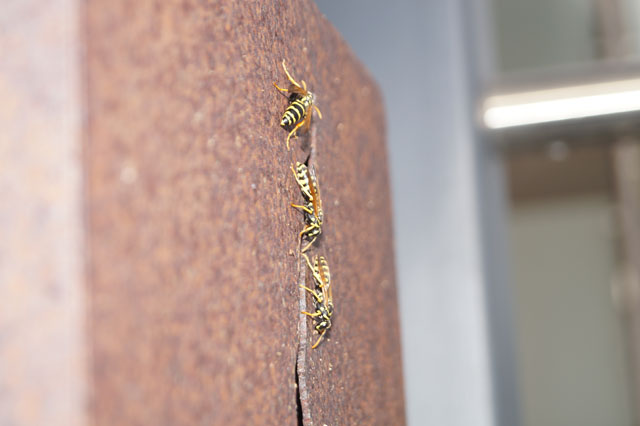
left=318, top=1, right=640, bottom=425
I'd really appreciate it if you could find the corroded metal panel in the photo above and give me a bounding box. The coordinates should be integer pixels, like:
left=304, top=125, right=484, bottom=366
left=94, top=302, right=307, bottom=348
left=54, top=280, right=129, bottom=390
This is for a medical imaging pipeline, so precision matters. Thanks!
left=85, top=1, right=404, bottom=425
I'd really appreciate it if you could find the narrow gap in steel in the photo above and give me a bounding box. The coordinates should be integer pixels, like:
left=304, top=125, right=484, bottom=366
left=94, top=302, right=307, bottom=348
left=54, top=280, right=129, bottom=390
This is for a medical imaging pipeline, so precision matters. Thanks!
left=296, top=243, right=312, bottom=425
left=295, top=349, right=304, bottom=426
left=292, top=124, right=318, bottom=426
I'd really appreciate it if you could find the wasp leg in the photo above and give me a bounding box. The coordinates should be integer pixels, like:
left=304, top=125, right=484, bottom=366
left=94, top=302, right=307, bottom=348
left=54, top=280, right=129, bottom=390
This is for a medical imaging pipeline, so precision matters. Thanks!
left=299, top=223, right=320, bottom=239
left=273, top=81, right=307, bottom=99
left=286, top=120, right=306, bottom=150
left=301, top=235, right=318, bottom=253
left=302, top=252, right=314, bottom=272
left=273, top=82, right=290, bottom=94
left=291, top=203, right=313, bottom=214
left=281, top=59, right=303, bottom=89
left=311, top=329, right=327, bottom=349
left=300, top=285, right=322, bottom=303
left=313, top=104, right=323, bottom=119
left=302, top=310, right=321, bottom=317
left=299, top=224, right=318, bottom=241
left=296, top=225, right=315, bottom=254
left=302, top=252, right=323, bottom=284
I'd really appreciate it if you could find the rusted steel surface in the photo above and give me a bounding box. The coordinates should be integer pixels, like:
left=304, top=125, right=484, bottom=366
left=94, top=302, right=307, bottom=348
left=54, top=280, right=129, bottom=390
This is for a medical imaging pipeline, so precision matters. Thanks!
left=0, top=1, right=86, bottom=425
left=86, top=1, right=404, bottom=425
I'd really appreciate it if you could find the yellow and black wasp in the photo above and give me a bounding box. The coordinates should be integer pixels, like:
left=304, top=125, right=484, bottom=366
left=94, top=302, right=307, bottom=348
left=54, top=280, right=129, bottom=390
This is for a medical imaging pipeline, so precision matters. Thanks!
left=290, top=161, right=323, bottom=252
left=273, top=59, right=322, bottom=150
left=300, top=253, right=333, bottom=349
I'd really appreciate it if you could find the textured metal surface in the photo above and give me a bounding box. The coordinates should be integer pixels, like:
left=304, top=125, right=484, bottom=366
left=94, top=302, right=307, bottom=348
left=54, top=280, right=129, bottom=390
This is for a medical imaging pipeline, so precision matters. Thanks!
left=0, top=1, right=86, bottom=425
left=86, top=1, right=404, bottom=425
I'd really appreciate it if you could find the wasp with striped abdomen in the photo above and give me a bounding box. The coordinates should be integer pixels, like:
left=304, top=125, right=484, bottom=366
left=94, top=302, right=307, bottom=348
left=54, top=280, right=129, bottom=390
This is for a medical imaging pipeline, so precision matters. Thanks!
left=290, top=161, right=324, bottom=252
left=300, top=253, right=333, bottom=349
left=273, top=59, right=322, bottom=150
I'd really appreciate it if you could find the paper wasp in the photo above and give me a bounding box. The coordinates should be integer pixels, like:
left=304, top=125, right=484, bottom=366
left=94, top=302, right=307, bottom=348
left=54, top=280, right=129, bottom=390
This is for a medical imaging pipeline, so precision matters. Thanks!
left=290, top=161, right=323, bottom=252
left=300, top=253, right=333, bottom=349
left=273, top=59, right=322, bottom=150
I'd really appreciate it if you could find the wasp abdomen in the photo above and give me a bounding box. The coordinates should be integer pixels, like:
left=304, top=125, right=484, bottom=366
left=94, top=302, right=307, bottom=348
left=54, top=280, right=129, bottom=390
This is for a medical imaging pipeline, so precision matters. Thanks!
left=281, top=96, right=311, bottom=128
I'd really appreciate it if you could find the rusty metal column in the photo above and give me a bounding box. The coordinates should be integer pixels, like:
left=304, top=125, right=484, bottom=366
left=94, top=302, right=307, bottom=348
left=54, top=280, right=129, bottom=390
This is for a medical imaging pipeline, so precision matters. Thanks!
left=86, top=1, right=404, bottom=425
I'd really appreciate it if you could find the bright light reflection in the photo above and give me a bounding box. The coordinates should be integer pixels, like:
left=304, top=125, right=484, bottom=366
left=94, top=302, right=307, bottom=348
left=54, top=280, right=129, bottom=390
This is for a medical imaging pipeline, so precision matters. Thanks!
left=483, top=78, right=640, bottom=129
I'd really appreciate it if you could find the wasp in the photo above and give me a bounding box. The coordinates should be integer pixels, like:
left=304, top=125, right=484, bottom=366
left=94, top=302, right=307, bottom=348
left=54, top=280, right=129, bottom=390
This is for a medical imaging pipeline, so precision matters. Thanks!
left=273, top=59, right=323, bottom=150
left=300, top=253, right=333, bottom=349
left=290, top=161, right=323, bottom=252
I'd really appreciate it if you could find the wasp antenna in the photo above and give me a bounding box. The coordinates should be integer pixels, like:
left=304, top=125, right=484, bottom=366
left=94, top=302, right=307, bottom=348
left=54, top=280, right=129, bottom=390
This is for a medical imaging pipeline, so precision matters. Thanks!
left=311, top=330, right=326, bottom=349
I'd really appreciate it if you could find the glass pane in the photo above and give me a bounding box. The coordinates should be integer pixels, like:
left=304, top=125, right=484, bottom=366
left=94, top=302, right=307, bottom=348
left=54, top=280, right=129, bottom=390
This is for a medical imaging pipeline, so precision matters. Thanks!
left=492, top=0, right=600, bottom=72
left=490, top=0, right=640, bottom=73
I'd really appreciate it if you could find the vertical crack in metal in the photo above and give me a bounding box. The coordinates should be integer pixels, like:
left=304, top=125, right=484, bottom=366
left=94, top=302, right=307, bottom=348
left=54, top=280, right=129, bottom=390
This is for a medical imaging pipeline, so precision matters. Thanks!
left=295, top=349, right=304, bottom=426
left=293, top=125, right=318, bottom=426
left=296, top=247, right=313, bottom=426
